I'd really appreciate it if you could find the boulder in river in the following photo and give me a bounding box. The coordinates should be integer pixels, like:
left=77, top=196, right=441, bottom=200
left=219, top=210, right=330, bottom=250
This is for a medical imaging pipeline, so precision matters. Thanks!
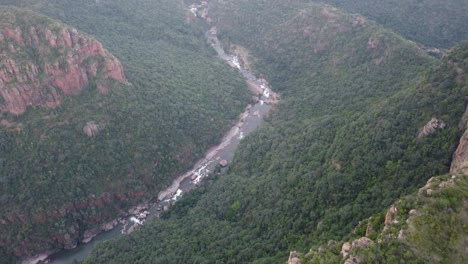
left=252, top=96, right=260, bottom=103
left=219, top=160, right=228, bottom=167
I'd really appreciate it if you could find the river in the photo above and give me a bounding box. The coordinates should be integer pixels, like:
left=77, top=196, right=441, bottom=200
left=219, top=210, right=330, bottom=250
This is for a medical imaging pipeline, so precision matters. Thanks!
left=42, top=3, right=278, bottom=264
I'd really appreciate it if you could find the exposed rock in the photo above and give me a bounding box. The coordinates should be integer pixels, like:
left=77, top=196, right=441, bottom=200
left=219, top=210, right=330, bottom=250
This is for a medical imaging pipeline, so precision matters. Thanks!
left=384, top=206, right=397, bottom=225
left=62, top=233, right=77, bottom=250
left=127, top=222, right=140, bottom=234
left=82, top=227, right=100, bottom=243
left=127, top=204, right=149, bottom=215
left=341, top=242, right=351, bottom=258
left=0, top=14, right=127, bottom=115
left=219, top=159, right=228, bottom=167
left=246, top=80, right=264, bottom=95
left=20, top=250, right=57, bottom=264
left=409, top=209, right=418, bottom=216
left=352, top=15, right=366, bottom=26
left=344, top=257, right=359, bottom=264
left=417, top=117, right=447, bottom=138
left=450, top=124, right=468, bottom=174
left=100, top=219, right=118, bottom=231
left=288, top=251, right=301, bottom=264
left=458, top=105, right=468, bottom=130
left=367, top=38, right=379, bottom=49
left=398, top=230, right=405, bottom=240
left=251, top=96, right=260, bottom=104
left=351, top=237, right=372, bottom=249
left=83, top=121, right=104, bottom=137
left=365, top=221, right=373, bottom=237
left=439, top=181, right=453, bottom=188
left=426, top=189, right=434, bottom=196
left=418, top=45, right=444, bottom=59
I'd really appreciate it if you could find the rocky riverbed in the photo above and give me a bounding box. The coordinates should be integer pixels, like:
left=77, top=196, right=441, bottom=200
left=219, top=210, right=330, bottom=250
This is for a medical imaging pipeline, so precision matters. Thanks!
left=41, top=2, right=279, bottom=263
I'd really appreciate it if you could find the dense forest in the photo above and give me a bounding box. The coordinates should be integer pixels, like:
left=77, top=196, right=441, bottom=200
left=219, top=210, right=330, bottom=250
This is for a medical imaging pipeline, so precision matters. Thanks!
left=0, top=0, right=251, bottom=260
left=315, top=0, right=468, bottom=48
left=301, top=42, right=468, bottom=264
left=0, top=0, right=466, bottom=263
left=84, top=1, right=468, bottom=263
left=207, top=0, right=468, bottom=49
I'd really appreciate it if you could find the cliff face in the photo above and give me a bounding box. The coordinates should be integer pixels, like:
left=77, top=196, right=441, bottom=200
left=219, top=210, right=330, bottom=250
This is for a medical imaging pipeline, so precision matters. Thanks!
left=299, top=173, right=468, bottom=264
left=0, top=14, right=126, bottom=115
left=0, top=8, right=131, bottom=259
left=449, top=56, right=468, bottom=174
left=451, top=126, right=468, bottom=174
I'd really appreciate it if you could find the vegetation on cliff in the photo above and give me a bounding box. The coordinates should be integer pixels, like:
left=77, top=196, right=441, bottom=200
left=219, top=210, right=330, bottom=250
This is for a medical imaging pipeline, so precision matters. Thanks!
left=0, top=0, right=466, bottom=262
left=301, top=173, right=468, bottom=264
left=84, top=1, right=468, bottom=263
left=0, top=1, right=250, bottom=260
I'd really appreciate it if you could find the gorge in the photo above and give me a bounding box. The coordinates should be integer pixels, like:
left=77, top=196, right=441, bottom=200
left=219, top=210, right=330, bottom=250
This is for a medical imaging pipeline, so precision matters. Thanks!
left=0, top=0, right=467, bottom=263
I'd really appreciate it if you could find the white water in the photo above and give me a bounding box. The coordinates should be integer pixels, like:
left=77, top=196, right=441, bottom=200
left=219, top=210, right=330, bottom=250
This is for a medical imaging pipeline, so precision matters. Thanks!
left=129, top=217, right=142, bottom=225
left=47, top=1, right=277, bottom=263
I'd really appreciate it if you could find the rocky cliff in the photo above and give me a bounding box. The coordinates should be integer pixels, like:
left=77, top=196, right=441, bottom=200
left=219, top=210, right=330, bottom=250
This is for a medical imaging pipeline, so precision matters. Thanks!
left=0, top=7, right=131, bottom=260
left=0, top=8, right=126, bottom=116
left=298, top=173, right=467, bottom=264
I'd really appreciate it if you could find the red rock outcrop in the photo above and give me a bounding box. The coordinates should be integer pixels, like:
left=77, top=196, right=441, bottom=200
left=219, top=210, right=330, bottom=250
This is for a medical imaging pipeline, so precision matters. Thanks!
left=0, top=23, right=126, bottom=115
left=450, top=124, right=468, bottom=174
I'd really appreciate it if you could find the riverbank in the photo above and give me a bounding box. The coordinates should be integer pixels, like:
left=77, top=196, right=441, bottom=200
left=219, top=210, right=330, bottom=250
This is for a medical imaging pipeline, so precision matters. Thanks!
left=34, top=1, right=280, bottom=263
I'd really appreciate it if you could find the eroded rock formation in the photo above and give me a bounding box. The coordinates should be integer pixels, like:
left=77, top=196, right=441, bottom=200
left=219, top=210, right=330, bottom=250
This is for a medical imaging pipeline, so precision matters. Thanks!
left=288, top=251, right=301, bottom=264
left=0, top=19, right=126, bottom=115
left=417, top=117, right=446, bottom=138
left=451, top=124, right=468, bottom=174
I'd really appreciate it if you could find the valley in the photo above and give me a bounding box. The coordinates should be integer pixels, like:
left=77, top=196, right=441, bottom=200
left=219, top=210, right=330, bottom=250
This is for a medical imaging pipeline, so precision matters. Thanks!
left=48, top=8, right=279, bottom=262
left=0, top=0, right=466, bottom=263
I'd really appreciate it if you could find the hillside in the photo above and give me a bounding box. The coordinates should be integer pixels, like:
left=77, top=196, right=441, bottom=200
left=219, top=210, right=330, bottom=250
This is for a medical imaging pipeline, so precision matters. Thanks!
left=207, top=0, right=468, bottom=49
left=300, top=42, right=468, bottom=264
left=0, top=2, right=250, bottom=261
left=301, top=173, right=467, bottom=264
left=314, top=0, right=468, bottom=49
left=0, top=8, right=127, bottom=115
left=84, top=1, right=467, bottom=263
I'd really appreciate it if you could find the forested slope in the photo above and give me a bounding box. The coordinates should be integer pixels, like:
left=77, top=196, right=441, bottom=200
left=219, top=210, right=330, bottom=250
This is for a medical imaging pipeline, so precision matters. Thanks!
left=208, top=0, right=468, bottom=49
left=85, top=2, right=467, bottom=263
left=302, top=173, right=468, bottom=264
left=301, top=41, right=468, bottom=264
left=315, top=0, right=468, bottom=48
left=0, top=0, right=250, bottom=260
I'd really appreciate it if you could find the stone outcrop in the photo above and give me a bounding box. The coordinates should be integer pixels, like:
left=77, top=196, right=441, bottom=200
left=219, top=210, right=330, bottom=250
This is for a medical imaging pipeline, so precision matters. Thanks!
left=0, top=14, right=126, bottom=115
left=83, top=121, right=105, bottom=137
left=341, top=242, right=351, bottom=258
left=384, top=206, right=397, bottom=225
left=288, top=251, right=301, bottom=264
left=365, top=221, right=373, bottom=237
left=344, top=257, right=359, bottom=264
left=219, top=159, right=228, bottom=167
left=351, top=237, right=372, bottom=249
left=417, top=117, right=446, bottom=138
left=450, top=125, right=468, bottom=174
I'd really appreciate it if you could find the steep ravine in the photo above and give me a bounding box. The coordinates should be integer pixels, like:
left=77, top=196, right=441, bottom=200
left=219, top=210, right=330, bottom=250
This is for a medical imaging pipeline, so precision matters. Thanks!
left=18, top=2, right=279, bottom=263
left=292, top=42, right=468, bottom=264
